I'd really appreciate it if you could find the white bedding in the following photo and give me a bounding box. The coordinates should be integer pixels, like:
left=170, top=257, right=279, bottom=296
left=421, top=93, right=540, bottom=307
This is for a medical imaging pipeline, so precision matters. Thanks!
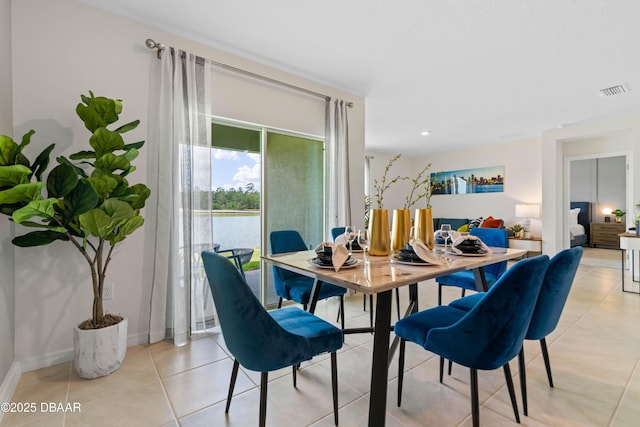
left=570, top=224, right=585, bottom=239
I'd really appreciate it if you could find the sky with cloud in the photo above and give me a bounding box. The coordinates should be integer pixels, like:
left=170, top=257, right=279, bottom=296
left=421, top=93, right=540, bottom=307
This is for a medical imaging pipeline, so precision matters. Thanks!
left=192, top=147, right=261, bottom=192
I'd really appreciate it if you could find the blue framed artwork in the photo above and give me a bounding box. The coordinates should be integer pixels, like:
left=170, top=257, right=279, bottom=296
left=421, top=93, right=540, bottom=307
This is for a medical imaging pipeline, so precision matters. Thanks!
left=431, top=166, right=504, bottom=194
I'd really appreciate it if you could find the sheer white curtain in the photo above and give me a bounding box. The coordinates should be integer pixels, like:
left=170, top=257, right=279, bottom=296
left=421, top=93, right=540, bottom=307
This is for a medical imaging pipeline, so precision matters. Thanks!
left=325, top=98, right=352, bottom=232
left=147, top=47, right=213, bottom=345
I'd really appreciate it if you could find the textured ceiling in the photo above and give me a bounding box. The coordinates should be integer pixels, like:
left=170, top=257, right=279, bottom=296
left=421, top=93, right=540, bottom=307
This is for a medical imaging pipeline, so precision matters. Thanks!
left=80, top=0, right=640, bottom=156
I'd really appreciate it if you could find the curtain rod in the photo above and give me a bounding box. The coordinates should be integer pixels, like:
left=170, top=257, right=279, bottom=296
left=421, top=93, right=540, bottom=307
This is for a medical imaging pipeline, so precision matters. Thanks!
left=145, top=38, right=353, bottom=108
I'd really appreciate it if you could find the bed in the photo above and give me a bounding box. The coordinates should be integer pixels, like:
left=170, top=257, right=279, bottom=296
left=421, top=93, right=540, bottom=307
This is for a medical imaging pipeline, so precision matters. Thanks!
left=570, top=201, right=591, bottom=247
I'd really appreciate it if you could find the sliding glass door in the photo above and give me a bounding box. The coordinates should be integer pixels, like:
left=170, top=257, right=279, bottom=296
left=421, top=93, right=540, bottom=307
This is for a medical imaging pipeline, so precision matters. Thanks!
left=203, top=120, right=324, bottom=318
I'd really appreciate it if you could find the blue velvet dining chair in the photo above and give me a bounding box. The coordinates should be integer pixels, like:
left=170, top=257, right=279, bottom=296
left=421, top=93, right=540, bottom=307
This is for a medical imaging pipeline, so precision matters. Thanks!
left=435, top=227, right=509, bottom=305
left=270, top=230, right=347, bottom=328
left=395, top=255, right=549, bottom=427
left=449, top=246, right=583, bottom=416
left=201, top=250, right=344, bottom=427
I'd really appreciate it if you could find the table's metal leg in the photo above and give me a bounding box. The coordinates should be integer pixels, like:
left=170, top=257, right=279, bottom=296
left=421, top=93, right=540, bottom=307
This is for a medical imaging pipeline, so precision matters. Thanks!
left=473, top=268, right=488, bottom=292
left=308, top=279, right=322, bottom=313
left=369, top=289, right=392, bottom=427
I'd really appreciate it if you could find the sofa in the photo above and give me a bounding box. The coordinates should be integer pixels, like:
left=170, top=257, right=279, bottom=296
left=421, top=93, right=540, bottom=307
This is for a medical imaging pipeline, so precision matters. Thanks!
left=432, top=216, right=508, bottom=244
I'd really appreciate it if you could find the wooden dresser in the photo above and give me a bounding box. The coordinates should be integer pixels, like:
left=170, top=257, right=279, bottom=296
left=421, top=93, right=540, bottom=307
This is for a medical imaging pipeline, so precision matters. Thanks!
left=590, top=222, right=626, bottom=248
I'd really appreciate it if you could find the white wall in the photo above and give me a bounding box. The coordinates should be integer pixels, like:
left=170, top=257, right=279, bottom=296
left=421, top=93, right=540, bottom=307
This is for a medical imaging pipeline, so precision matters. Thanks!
left=9, top=0, right=364, bottom=370
left=0, top=0, right=16, bottom=400
left=366, top=137, right=543, bottom=237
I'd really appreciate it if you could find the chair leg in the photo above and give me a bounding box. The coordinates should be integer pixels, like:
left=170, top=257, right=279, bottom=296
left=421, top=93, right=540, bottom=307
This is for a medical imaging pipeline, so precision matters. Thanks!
left=225, top=359, right=240, bottom=413
left=259, top=372, right=268, bottom=427
left=292, top=365, right=297, bottom=387
left=439, top=357, right=445, bottom=383
left=461, top=288, right=466, bottom=298
left=540, top=338, right=554, bottom=387
left=331, top=352, right=339, bottom=426
left=470, top=368, right=480, bottom=427
left=518, top=347, right=528, bottom=416
left=397, top=339, right=406, bottom=406
left=448, top=359, right=453, bottom=376
left=503, top=362, right=521, bottom=423
left=277, top=297, right=283, bottom=308
left=438, top=283, right=443, bottom=305
left=395, top=288, right=401, bottom=319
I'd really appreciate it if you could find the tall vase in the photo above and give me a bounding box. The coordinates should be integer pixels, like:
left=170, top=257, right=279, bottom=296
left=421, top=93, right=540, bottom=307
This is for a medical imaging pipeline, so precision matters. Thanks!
left=368, top=209, right=390, bottom=256
left=414, top=207, right=435, bottom=249
left=391, top=209, right=411, bottom=252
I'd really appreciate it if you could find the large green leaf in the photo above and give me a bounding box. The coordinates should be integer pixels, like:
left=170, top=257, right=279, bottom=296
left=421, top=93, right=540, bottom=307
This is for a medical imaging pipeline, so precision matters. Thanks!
left=64, top=179, right=99, bottom=217
left=114, top=120, right=139, bottom=134
left=56, top=156, right=87, bottom=178
left=18, top=129, right=36, bottom=151
left=0, top=135, right=19, bottom=166
left=0, top=182, right=43, bottom=205
left=112, top=215, right=144, bottom=243
left=102, top=198, right=134, bottom=224
left=95, top=153, right=130, bottom=172
left=125, top=184, right=151, bottom=209
left=79, top=207, right=114, bottom=238
left=86, top=175, right=118, bottom=199
left=69, top=150, right=96, bottom=160
left=31, top=143, right=56, bottom=181
left=12, top=230, right=69, bottom=247
left=76, top=93, right=120, bottom=132
left=0, top=164, right=32, bottom=187
left=12, top=198, right=59, bottom=224
left=123, top=141, right=145, bottom=151
left=47, top=163, right=78, bottom=198
left=90, top=128, right=125, bottom=158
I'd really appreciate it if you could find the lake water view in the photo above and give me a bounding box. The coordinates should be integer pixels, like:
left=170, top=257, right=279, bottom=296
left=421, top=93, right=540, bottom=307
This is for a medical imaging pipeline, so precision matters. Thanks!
left=206, top=212, right=261, bottom=250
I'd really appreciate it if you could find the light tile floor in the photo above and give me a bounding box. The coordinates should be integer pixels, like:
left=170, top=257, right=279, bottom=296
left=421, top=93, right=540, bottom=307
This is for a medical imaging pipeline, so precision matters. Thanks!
left=3, top=249, right=640, bottom=426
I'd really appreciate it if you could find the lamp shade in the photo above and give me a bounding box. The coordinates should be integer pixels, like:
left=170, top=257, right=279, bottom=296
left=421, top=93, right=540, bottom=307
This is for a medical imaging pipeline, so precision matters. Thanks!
left=602, top=208, right=613, bottom=215
left=515, top=204, right=540, bottom=219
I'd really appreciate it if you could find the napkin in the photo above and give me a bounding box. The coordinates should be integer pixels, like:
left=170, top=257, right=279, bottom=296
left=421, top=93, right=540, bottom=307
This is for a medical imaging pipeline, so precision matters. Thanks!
left=314, top=242, right=350, bottom=272
left=408, top=239, right=443, bottom=265
left=449, top=235, right=493, bottom=255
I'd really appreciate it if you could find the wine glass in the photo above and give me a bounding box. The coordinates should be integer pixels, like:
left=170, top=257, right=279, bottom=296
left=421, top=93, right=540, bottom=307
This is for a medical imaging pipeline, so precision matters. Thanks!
left=440, top=224, right=452, bottom=248
left=357, top=229, right=370, bottom=264
left=344, top=225, right=356, bottom=254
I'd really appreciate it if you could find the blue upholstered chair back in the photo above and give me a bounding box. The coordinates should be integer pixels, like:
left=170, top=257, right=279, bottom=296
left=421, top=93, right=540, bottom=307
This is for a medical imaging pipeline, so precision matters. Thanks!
left=331, top=227, right=346, bottom=241
left=526, top=246, right=583, bottom=340
left=270, top=230, right=310, bottom=297
left=469, top=227, right=508, bottom=278
left=426, top=255, right=549, bottom=370
left=201, top=250, right=312, bottom=372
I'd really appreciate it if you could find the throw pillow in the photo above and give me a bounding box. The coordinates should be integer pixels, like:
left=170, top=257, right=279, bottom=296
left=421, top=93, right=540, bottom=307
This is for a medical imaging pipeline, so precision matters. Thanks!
left=481, top=216, right=503, bottom=228
left=569, top=208, right=580, bottom=226
left=469, top=217, right=483, bottom=229
left=458, top=224, right=470, bottom=232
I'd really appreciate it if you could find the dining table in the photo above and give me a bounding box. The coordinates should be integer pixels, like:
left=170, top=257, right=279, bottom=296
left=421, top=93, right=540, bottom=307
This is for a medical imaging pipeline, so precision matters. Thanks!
left=262, top=245, right=528, bottom=427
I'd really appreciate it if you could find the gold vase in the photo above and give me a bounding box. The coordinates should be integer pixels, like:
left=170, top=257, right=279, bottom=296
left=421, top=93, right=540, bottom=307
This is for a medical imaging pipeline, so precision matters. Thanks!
left=414, top=207, right=435, bottom=249
left=368, top=209, right=390, bottom=256
left=391, top=209, right=411, bottom=252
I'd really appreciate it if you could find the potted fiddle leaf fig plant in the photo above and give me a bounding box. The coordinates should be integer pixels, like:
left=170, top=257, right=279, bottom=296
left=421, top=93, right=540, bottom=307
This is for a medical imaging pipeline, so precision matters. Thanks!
left=0, top=92, right=150, bottom=379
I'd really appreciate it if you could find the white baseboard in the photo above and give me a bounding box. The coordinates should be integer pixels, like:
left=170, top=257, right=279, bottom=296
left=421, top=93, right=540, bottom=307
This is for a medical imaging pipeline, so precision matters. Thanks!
left=0, top=361, right=22, bottom=424
left=19, top=348, right=74, bottom=373
left=18, top=330, right=148, bottom=374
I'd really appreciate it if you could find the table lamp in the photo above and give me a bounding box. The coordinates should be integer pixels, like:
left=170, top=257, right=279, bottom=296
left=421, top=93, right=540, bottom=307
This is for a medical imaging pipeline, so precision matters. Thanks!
left=515, top=204, right=540, bottom=233
left=602, top=207, right=612, bottom=222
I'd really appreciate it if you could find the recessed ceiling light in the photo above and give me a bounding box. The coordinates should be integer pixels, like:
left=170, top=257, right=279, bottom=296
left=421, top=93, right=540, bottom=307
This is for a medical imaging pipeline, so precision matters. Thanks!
left=421, top=131, right=430, bottom=136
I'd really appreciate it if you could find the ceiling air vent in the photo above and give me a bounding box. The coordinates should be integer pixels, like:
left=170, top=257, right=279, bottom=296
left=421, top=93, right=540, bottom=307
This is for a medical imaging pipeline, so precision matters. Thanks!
left=599, top=84, right=629, bottom=97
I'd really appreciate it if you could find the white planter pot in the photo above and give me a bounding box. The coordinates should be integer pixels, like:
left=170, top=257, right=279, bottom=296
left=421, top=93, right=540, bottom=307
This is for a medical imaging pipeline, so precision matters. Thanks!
left=73, top=317, right=127, bottom=379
